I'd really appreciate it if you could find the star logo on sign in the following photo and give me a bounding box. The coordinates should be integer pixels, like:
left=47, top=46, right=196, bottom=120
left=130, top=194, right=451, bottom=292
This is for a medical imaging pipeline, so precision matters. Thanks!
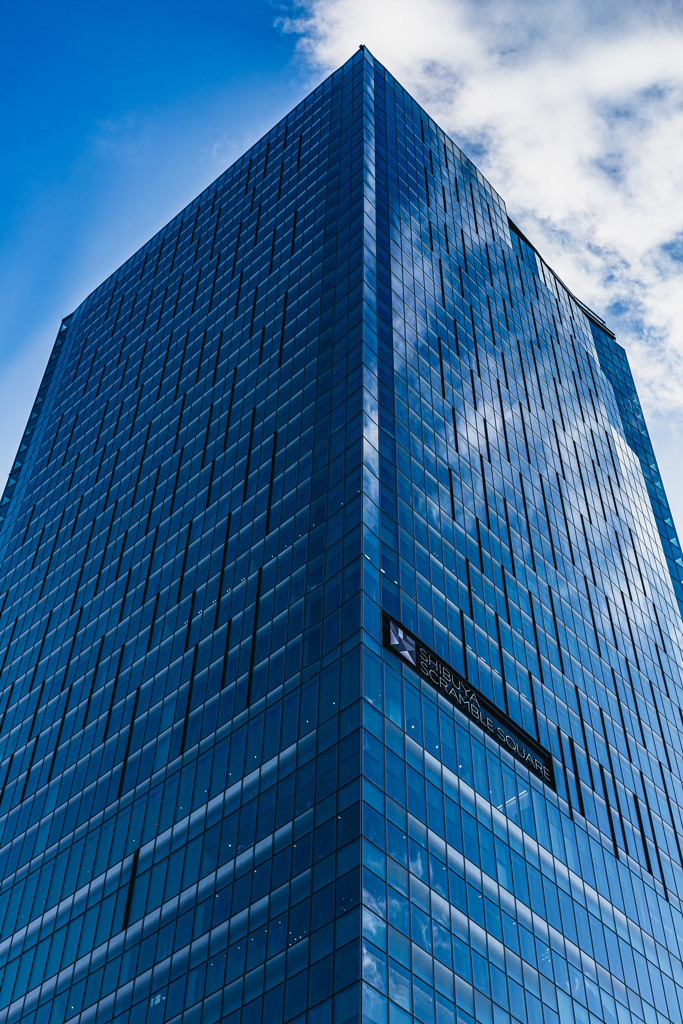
left=389, top=621, right=416, bottom=666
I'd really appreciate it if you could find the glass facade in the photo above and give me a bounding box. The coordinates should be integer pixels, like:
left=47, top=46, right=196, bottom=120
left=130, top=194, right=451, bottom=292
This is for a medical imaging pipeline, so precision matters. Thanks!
left=0, top=45, right=682, bottom=1024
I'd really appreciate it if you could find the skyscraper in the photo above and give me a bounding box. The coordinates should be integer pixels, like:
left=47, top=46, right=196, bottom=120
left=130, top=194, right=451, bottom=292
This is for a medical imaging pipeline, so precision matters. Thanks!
left=1, top=43, right=683, bottom=1024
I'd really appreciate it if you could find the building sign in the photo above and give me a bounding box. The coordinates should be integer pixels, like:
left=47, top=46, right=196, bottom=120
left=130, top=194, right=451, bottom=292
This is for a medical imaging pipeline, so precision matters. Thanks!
left=382, top=613, right=555, bottom=789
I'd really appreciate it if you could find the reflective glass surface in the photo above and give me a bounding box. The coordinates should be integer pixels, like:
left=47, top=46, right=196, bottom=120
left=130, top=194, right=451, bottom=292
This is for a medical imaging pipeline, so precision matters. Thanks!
left=0, top=46, right=682, bottom=1024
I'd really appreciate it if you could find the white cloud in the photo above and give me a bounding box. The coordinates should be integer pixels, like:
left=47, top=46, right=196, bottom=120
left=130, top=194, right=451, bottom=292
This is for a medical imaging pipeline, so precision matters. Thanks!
left=279, top=0, right=683, bottom=519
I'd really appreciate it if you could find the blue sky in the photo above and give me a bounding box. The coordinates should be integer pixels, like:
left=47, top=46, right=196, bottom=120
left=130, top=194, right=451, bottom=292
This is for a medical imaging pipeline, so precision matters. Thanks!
left=0, top=0, right=309, bottom=494
left=3, top=0, right=683, bottom=538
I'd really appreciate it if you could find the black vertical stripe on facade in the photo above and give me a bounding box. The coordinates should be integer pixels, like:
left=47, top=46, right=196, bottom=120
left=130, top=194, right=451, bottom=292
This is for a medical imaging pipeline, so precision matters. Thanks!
left=18, top=740, right=37, bottom=803
left=242, top=408, right=257, bottom=504
left=469, top=183, right=479, bottom=233
left=103, top=274, right=120, bottom=319
left=117, top=687, right=141, bottom=799
left=245, top=568, right=263, bottom=708
left=189, top=205, right=200, bottom=246
left=0, top=754, right=15, bottom=805
left=469, top=315, right=481, bottom=376
left=121, top=850, right=140, bottom=932
left=222, top=368, right=238, bottom=450
left=633, top=794, right=654, bottom=876
left=210, top=208, right=221, bottom=260
left=208, top=256, right=221, bottom=313
left=479, top=454, right=491, bottom=531
left=641, top=782, right=668, bottom=896
left=482, top=420, right=492, bottom=463
left=211, top=329, right=224, bottom=387
left=183, top=592, right=197, bottom=652
left=278, top=291, right=289, bottom=368
left=567, top=736, right=586, bottom=818
left=451, top=407, right=459, bottom=453
left=180, top=646, right=199, bottom=754
left=269, top=227, right=277, bottom=274
left=220, top=618, right=233, bottom=690
left=265, top=431, right=279, bottom=536
left=249, top=285, right=259, bottom=337
left=194, top=331, right=208, bottom=387
left=460, top=229, right=468, bottom=275
left=233, top=270, right=243, bottom=320
left=437, top=336, right=446, bottom=398
left=231, top=222, right=242, bottom=278
left=448, top=469, right=456, bottom=520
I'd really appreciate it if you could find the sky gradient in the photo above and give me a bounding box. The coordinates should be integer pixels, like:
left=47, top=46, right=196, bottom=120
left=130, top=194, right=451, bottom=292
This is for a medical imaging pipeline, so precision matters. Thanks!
left=3, top=0, right=682, bottom=536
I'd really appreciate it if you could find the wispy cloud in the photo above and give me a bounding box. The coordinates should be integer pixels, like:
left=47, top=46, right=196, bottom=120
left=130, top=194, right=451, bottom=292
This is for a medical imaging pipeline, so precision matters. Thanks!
left=278, top=0, right=683, bottom=425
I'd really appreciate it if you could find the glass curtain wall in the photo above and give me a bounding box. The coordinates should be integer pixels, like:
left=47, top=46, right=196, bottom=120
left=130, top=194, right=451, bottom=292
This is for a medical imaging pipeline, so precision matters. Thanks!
left=0, top=45, right=682, bottom=1024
